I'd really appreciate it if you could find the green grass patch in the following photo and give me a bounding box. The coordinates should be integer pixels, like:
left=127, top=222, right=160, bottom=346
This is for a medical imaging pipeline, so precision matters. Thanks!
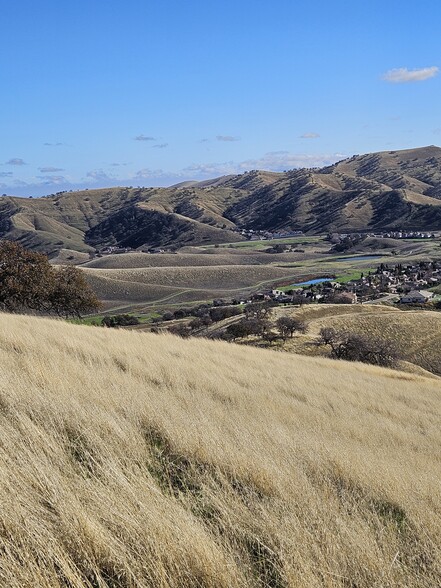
left=68, top=316, right=103, bottom=326
left=69, top=310, right=162, bottom=327
left=137, top=311, right=162, bottom=323
left=335, top=268, right=375, bottom=284
left=205, top=236, right=325, bottom=250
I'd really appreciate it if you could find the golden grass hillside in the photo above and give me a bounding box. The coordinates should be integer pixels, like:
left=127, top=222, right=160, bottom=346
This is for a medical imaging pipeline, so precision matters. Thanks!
left=81, top=250, right=324, bottom=270
left=83, top=265, right=305, bottom=308
left=0, top=314, right=440, bottom=587
left=272, top=304, right=441, bottom=377
left=5, top=146, right=441, bottom=256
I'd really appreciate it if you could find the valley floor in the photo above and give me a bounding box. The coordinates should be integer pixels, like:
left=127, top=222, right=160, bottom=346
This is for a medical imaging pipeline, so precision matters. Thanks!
left=79, top=235, right=441, bottom=312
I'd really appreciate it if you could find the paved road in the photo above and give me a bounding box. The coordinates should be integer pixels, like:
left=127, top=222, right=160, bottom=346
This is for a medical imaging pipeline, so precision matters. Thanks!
left=362, top=294, right=399, bottom=305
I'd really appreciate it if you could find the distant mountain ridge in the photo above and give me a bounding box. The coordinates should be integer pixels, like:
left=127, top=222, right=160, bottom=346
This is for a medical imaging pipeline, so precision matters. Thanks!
left=2, top=146, right=441, bottom=255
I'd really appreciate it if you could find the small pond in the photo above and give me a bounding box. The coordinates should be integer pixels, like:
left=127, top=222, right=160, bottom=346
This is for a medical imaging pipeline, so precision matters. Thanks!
left=291, top=278, right=332, bottom=287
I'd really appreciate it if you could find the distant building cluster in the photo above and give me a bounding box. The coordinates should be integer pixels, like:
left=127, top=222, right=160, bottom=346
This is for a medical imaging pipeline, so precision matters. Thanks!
left=97, top=246, right=172, bottom=255
left=369, top=231, right=435, bottom=239
left=99, top=246, right=134, bottom=255
left=237, top=229, right=303, bottom=241
left=334, top=231, right=436, bottom=240
left=256, top=261, right=440, bottom=306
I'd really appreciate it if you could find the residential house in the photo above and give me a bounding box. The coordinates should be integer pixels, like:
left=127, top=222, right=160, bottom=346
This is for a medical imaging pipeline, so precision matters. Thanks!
left=399, top=290, right=433, bottom=304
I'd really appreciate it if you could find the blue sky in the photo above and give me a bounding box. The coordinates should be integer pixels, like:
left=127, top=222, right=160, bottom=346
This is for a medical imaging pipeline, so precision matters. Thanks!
left=1, top=0, right=440, bottom=196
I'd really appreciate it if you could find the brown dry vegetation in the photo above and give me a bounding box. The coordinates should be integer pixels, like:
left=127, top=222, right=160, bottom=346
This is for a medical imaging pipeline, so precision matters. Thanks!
left=0, top=313, right=440, bottom=587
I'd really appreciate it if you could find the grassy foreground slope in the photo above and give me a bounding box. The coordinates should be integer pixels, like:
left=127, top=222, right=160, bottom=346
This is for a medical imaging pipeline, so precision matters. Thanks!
left=0, top=315, right=440, bottom=587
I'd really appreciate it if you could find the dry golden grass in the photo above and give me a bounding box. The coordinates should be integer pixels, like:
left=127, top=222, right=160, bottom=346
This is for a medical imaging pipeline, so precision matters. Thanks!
left=83, top=265, right=302, bottom=308
left=83, top=252, right=247, bottom=269
left=275, top=305, right=441, bottom=377
left=85, top=266, right=298, bottom=288
left=274, top=304, right=398, bottom=324
left=0, top=313, right=440, bottom=587
left=82, top=251, right=315, bottom=270
left=326, top=309, right=441, bottom=376
left=83, top=272, right=182, bottom=303
left=50, top=249, right=92, bottom=265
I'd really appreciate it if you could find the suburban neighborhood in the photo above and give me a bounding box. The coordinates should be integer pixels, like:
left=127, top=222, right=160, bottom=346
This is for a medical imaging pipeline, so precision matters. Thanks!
left=268, top=261, right=440, bottom=305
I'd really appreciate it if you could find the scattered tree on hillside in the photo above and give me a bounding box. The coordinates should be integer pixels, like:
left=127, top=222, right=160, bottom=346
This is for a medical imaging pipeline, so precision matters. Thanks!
left=168, top=323, right=192, bottom=338
left=244, top=301, right=273, bottom=320
left=209, top=305, right=242, bottom=322
left=101, top=314, right=140, bottom=328
left=225, top=318, right=270, bottom=341
left=318, top=327, right=336, bottom=345
left=317, top=327, right=400, bottom=368
left=50, top=265, right=102, bottom=318
left=0, top=241, right=53, bottom=312
left=276, top=317, right=307, bottom=341
left=0, top=240, right=101, bottom=317
left=173, top=309, right=188, bottom=320
left=188, top=317, right=204, bottom=331
left=245, top=318, right=270, bottom=336
left=262, top=330, right=279, bottom=344
left=188, top=316, right=212, bottom=330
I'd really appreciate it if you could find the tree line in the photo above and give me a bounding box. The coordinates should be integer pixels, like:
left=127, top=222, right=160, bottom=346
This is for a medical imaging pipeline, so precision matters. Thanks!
left=160, top=300, right=402, bottom=369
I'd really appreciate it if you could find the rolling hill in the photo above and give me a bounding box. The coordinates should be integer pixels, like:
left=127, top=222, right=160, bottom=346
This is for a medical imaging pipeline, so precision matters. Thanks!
left=81, top=264, right=316, bottom=309
left=267, top=304, right=441, bottom=377
left=0, top=313, right=440, bottom=587
left=2, top=146, right=441, bottom=256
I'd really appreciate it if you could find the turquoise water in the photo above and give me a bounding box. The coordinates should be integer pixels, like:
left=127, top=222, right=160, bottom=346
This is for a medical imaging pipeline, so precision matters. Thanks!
left=335, top=255, right=382, bottom=262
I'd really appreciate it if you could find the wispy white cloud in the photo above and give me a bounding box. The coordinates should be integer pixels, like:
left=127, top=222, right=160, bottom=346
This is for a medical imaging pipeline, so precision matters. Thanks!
left=245, top=151, right=345, bottom=169
left=152, top=143, right=168, bottom=149
left=134, top=168, right=167, bottom=180
left=0, top=172, right=13, bottom=178
left=184, top=151, right=345, bottom=176
left=5, top=158, right=27, bottom=166
left=86, top=169, right=115, bottom=182
left=36, top=175, right=68, bottom=184
left=216, top=135, right=241, bottom=142
left=300, top=132, right=320, bottom=139
left=43, top=142, right=64, bottom=147
left=382, top=66, right=439, bottom=83
left=3, top=151, right=347, bottom=197
left=39, top=167, right=65, bottom=173
left=134, top=134, right=156, bottom=141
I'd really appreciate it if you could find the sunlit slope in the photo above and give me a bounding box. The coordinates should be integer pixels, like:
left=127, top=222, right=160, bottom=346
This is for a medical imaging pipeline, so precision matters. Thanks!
left=82, top=264, right=304, bottom=307
left=274, top=304, right=441, bottom=377
left=0, top=314, right=440, bottom=587
left=3, top=146, right=441, bottom=255
left=0, top=187, right=244, bottom=255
